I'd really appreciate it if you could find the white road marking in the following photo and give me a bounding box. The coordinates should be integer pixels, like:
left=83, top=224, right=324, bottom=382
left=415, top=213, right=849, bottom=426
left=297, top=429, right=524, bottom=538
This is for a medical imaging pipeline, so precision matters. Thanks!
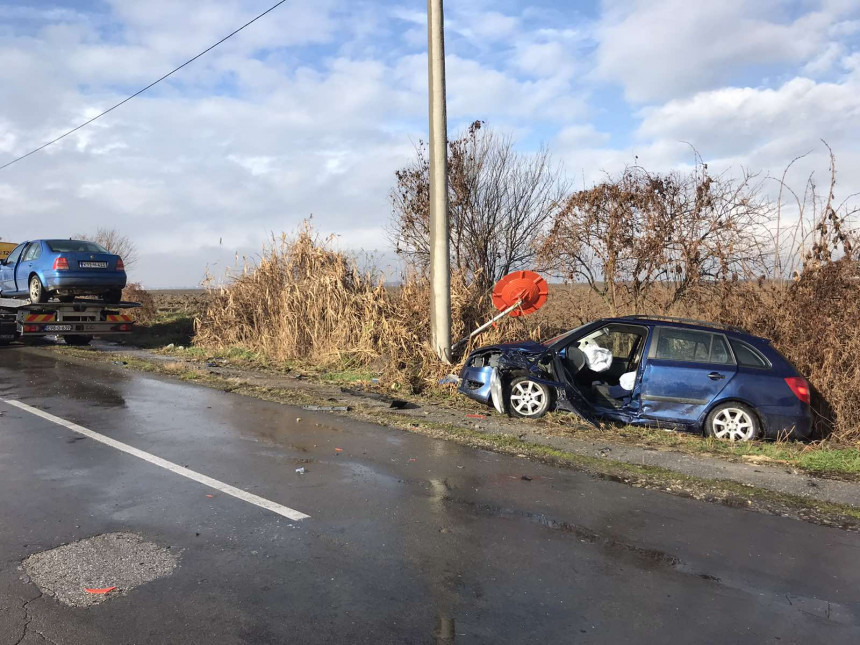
left=2, top=399, right=310, bottom=521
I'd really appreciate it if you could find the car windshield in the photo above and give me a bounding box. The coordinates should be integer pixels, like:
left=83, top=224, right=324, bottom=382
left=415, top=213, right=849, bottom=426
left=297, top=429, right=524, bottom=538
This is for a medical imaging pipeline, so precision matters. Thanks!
left=46, top=240, right=110, bottom=254
left=543, top=323, right=589, bottom=347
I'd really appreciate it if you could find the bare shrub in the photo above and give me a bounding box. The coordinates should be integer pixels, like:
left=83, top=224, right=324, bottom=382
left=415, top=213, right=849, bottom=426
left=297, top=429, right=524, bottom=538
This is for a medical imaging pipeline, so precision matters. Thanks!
left=539, top=161, right=770, bottom=314
left=77, top=228, right=139, bottom=269
left=390, top=120, right=567, bottom=293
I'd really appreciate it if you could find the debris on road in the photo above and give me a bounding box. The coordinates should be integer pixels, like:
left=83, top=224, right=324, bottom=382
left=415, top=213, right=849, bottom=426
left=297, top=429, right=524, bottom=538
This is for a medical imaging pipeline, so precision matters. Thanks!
left=438, top=374, right=460, bottom=385
left=303, top=405, right=351, bottom=412
left=296, top=467, right=307, bottom=475
left=390, top=400, right=409, bottom=409
left=467, top=414, right=487, bottom=420
left=85, top=586, right=117, bottom=594
left=335, top=448, right=343, bottom=453
left=521, top=475, right=533, bottom=482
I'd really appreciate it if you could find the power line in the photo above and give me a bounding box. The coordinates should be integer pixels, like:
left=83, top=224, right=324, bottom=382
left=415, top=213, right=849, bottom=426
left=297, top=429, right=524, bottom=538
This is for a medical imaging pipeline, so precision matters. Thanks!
left=0, top=0, right=290, bottom=172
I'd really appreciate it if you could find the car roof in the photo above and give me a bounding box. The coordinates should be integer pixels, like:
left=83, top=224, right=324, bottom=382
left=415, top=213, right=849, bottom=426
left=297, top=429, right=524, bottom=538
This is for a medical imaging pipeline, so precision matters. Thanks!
left=606, top=315, right=770, bottom=342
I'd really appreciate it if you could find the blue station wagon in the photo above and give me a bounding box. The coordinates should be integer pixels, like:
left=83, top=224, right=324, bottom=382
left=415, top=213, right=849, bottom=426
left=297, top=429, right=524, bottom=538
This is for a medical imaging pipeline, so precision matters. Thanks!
left=0, top=239, right=127, bottom=304
left=458, top=316, right=812, bottom=441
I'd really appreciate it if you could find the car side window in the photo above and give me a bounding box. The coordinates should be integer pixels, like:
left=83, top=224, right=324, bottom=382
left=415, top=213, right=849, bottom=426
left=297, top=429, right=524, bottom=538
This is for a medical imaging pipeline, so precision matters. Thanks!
left=22, top=243, right=41, bottom=262
left=5, top=243, right=26, bottom=265
left=652, top=327, right=734, bottom=365
left=729, top=339, right=770, bottom=368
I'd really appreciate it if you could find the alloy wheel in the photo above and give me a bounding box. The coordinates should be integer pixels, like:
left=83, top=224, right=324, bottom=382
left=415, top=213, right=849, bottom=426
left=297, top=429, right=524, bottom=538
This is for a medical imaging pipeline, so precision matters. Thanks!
left=510, top=380, right=547, bottom=416
left=711, top=407, right=755, bottom=441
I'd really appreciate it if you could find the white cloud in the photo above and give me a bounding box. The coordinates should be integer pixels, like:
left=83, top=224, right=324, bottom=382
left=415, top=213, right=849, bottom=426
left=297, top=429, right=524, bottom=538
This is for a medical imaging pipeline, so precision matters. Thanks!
left=595, top=0, right=859, bottom=102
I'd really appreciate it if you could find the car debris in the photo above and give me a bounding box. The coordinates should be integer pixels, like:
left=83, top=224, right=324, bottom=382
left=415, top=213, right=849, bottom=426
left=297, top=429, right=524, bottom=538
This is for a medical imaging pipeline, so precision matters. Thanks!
left=302, top=405, right=351, bottom=412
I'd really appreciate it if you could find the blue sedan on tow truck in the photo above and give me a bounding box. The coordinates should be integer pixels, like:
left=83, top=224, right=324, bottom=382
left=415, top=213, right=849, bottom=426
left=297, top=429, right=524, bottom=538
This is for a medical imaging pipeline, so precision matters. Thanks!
left=0, top=239, right=127, bottom=304
left=458, top=316, right=812, bottom=441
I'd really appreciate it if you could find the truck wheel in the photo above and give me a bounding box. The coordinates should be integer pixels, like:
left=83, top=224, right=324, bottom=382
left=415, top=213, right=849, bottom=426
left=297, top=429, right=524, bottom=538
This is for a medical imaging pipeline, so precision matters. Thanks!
left=29, top=275, right=48, bottom=303
left=507, top=376, right=552, bottom=419
left=64, top=335, right=93, bottom=346
left=103, top=289, right=122, bottom=304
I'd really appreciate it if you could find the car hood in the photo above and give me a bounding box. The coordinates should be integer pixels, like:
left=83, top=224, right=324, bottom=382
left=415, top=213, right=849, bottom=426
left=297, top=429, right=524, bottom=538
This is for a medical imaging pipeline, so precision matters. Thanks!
left=472, top=340, right=547, bottom=357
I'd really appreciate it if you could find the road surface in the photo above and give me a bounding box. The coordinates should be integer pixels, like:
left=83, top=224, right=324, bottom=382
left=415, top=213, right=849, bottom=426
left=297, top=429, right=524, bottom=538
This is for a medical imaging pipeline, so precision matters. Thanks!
left=0, top=346, right=858, bottom=644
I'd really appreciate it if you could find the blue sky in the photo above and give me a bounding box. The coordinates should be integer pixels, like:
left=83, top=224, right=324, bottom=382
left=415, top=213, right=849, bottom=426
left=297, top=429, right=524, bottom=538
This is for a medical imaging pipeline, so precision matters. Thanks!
left=0, top=0, right=859, bottom=286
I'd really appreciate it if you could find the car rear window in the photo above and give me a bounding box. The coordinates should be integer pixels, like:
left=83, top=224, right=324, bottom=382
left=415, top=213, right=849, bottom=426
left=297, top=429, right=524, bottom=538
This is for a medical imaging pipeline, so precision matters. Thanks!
left=729, top=339, right=771, bottom=368
left=652, top=327, right=734, bottom=365
left=46, top=240, right=110, bottom=254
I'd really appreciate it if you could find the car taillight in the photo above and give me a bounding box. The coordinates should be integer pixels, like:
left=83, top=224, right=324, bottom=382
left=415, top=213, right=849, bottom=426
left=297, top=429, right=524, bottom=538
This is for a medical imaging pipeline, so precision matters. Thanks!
left=116, top=258, right=125, bottom=271
left=785, top=377, right=811, bottom=404
left=53, top=257, right=69, bottom=270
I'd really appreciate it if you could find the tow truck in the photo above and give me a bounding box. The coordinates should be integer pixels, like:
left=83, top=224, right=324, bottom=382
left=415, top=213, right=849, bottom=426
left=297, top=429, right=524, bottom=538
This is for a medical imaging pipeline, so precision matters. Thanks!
left=0, top=240, right=139, bottom=346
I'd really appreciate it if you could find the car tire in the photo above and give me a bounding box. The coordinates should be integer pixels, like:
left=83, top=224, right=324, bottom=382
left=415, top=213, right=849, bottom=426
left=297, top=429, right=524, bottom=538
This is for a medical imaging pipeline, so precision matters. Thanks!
left=103, top=289, right=122, bottom=304
left=29, top=275, right=48, bottom=303
left=705, top=402, right=761, bottom=442
left=64, top=335, right=93, bottom=347
left=507, top=376, right=552, bottom=419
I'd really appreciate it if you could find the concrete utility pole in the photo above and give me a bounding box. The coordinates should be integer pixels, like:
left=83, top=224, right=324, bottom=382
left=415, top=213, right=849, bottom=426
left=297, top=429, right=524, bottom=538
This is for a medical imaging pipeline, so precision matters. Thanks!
left=427, top=0, right=452, bottom=363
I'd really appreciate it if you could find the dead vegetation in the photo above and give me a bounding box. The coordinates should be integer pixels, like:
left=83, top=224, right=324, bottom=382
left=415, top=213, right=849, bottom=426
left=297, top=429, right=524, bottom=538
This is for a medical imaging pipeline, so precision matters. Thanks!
left=194, top=223, right=531, bottom=390
left=192, top=134, right=859, bottom=446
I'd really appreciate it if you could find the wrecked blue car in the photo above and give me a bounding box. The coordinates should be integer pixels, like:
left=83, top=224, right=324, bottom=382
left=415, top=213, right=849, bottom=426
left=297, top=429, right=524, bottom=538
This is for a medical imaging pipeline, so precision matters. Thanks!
left=458, top=316, right=812, bottom=441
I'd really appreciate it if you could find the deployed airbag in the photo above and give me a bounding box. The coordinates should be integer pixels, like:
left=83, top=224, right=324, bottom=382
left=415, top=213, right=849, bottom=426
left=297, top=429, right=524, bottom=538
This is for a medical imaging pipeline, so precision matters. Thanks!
left=619, top=371, right=637, bottom=391
left=582, top=345, right=612, bottom=372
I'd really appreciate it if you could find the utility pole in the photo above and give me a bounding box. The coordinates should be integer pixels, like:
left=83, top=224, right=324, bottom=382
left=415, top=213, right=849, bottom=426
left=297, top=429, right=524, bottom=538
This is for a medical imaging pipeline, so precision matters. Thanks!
left=427, top=0, right=452, bottom=363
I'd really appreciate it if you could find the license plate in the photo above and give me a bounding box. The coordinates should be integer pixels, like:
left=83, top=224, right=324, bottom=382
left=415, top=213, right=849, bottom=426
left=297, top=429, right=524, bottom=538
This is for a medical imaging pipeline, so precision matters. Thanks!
left=44, top=324, right=73, bottom=332
left=79, top=261, right=107, bottom=268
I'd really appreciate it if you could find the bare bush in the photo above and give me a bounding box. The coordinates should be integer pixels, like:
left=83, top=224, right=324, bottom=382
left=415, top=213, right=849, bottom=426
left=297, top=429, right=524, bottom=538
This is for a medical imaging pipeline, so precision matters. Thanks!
left=390, top=121, right=567, bottom=293
left=77, top=228, right=139, bottom=268
left=539, top=162, right=770, bottom=314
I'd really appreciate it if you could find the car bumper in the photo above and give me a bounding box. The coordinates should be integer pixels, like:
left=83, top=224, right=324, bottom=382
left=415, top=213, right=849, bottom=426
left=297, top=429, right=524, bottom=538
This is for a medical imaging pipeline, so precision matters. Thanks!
left=758, top=407, right=813, bottom=440
left=458, top=365, right=494, bottom=404
left=42, top=271, right=127, bottom=291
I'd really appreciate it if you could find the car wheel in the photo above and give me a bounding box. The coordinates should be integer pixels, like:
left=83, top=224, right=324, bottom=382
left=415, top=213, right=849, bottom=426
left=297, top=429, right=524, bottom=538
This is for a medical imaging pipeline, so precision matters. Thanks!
left=103, top=289, right=122, bottom=304
left=507, top=376, right=552, bottom=419
left=705, top=402, right=760, bottom=442
left=64, top=335, right=93, bottom=346
left=29, top=275, right=48, bottom=303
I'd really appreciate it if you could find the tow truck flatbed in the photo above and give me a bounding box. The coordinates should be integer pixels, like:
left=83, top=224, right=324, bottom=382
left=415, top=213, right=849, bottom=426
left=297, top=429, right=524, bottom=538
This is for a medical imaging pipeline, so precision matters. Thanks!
left=0, top=297, right=140, bottom=345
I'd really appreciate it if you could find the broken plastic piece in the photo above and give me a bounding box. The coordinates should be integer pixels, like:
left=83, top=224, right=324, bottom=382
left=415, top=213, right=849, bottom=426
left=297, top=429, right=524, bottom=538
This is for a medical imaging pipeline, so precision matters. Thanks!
left=335, top=448, right=343, bottom=452
left=206, top=494, right=214, bottom=498
left=296, top=467, right=306, bottom=475
left=438, top=374, right=460, bottom=385
left=466, top=414, right=486, bottom=419
left=303, top=405, right=350, bottom=412
left=85, top=586, right=117, bottom=594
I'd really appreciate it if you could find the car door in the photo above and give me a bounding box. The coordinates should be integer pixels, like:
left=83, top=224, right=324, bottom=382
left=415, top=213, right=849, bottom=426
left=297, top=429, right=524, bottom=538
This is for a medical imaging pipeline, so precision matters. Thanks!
left=17, top=242, right=42, bottom=293
left=637, top=326, right=737, bottom=425
left=0, top=242, right=27, bottom=295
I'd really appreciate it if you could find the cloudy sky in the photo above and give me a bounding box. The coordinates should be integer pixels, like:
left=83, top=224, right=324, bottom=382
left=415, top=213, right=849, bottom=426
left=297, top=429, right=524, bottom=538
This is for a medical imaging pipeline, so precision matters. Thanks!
left=0, top=0, right=858, bottom=287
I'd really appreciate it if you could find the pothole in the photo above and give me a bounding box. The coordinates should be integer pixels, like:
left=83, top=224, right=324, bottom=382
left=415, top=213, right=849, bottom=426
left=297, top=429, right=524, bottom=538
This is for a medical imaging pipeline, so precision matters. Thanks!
left=22, top=532, right=178, bottom=607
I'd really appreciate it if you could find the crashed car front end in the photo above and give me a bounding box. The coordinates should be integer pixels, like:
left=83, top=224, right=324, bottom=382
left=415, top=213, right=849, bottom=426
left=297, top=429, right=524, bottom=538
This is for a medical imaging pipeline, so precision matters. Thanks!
left=458, top=342, right=548, bottom=414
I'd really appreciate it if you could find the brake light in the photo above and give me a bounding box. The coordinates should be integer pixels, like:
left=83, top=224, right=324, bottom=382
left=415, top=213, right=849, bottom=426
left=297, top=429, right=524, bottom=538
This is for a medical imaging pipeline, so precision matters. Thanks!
left=116, top=258, right=125, bottom=271
left=53, top=257, right=69, bottom=270
left=785, top=377, right=811, bottom=404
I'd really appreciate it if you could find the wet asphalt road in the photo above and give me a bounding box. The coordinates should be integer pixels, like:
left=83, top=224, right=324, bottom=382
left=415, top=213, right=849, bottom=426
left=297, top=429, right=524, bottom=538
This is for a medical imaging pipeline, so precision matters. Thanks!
left=0, top=347, right=858, bottom=644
